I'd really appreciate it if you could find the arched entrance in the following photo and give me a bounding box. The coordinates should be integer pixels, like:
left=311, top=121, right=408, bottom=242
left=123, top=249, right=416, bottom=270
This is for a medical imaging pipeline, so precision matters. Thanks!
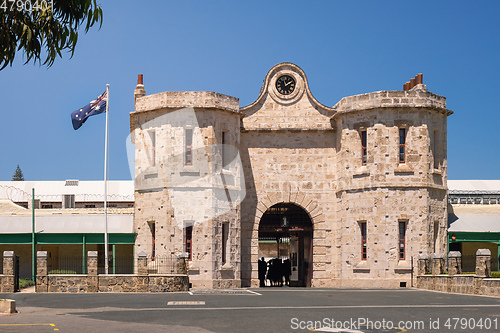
left=258, top=203, right=313, bottom=287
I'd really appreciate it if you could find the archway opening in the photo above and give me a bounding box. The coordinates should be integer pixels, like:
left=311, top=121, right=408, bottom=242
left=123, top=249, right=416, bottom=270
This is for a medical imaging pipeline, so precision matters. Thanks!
left=258, top=203, right=313, bottom=287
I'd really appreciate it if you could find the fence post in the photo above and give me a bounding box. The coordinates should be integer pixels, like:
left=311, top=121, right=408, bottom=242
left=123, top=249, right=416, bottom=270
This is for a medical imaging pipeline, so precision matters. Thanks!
left=1, top=251, right=15, bottom=293
left=448, top=251, right=462, bottom=275
left=417, top=254, right=429, bottom=275
left=3, top=251, right=14, bottom=276
left=475, top=249, right=491, bottom=277
left=137, top=251, right=148, bottom=276
left=431, top=253, right=445, bottom=275
left=36, top=251, right=48, bottom=293
left=176, top=252, right=189, bottom=274
left=87, top=251, right=98, bottom=292
left=87, top=251, right=98, bottom=275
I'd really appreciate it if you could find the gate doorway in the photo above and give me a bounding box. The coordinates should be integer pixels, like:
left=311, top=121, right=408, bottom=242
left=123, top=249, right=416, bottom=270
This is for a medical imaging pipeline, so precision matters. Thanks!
left=258, top=203, right=313, bottom=287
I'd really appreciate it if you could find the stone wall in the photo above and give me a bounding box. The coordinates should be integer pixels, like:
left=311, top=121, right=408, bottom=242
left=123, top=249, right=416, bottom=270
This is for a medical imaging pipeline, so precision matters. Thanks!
left=416, top=250, right=500, bottom=297
left=36, top=274, right=189, bottom=293
left=480, top=279, right=500, bottom=297
left=35, top=251, right=189, bottom=293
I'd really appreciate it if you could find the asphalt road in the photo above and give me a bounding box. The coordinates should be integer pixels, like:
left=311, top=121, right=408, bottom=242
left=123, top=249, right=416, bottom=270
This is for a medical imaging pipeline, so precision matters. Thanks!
left=1, top=288, right=500, bottom=332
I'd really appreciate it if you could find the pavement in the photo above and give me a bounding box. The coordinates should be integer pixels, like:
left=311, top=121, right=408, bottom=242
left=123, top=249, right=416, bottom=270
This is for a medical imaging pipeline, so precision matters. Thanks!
left=1, top=287, right=500, bottom=332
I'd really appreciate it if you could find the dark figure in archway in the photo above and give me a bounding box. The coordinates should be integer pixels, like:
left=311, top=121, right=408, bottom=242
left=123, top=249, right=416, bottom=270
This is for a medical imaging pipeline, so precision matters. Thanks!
left=266, top=259, right=274, bottom=286
left=283, top=258, right=291, bottom=286
left=275, top=258, right=284, bottom=286
left=258, top=257, right=267, bottom=287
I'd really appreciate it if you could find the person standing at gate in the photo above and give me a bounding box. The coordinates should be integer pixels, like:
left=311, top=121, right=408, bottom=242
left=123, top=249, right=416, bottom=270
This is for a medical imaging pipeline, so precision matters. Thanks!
left=258, top=257, right=267, bottom=287
left=283, top=258, right=291, bottom=286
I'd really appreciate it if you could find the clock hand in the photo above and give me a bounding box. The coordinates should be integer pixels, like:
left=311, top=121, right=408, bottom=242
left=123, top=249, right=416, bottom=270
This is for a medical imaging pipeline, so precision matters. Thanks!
left=285, top=81, right=293, bottom=86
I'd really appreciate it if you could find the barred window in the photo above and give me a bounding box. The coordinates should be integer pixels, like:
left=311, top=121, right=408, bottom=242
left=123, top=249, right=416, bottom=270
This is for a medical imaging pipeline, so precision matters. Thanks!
left=399, top=221, right=407, bottom=260
left=361, top=130, right=367, bottom=166
left=185, top=128, right=193, bottom=166
left=399, top=128, right=406, bottom=164
left=185, top=226, right=193, bottom=261
left=360, top=222, right=367, bottom=260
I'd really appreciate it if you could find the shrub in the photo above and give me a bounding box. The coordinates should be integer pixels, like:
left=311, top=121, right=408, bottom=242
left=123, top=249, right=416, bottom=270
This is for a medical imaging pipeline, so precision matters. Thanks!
left=48, top=269, right=77, bottom=275
left=491, top=271, right=500, bottom=278
left=19, top=278, right=35, bottom=289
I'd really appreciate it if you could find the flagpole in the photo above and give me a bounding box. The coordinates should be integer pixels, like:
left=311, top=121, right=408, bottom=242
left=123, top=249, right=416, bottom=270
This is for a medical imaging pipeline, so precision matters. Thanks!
left=104, top=84, right=110, bottom=275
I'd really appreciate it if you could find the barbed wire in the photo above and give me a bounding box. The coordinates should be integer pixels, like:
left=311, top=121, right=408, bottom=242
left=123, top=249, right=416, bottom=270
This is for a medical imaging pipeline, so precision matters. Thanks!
left=0, top=184, right=134, bottom=202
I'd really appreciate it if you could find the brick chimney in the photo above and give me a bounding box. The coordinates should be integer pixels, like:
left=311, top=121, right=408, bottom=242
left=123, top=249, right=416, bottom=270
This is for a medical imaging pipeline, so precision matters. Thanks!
left=403, top=73, right=424, bottom=91
left=134, top=74, right=146, bottom=106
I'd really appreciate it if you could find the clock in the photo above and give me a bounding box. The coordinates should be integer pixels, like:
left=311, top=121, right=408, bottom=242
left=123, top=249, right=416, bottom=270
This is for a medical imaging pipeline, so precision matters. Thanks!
left=275, top=75, right=296, bottom=95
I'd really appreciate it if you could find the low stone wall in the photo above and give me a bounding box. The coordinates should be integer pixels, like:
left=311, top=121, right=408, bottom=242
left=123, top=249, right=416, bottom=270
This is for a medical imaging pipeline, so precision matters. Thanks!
left=0, top=276, right=15, bottom=293
left=480, top=279, right=500, bottom=297
left=417, top=274, right=499, bottom=296
left=433, top=275, right=448, bottom=293
left=36, top=274, right=189, bottom=293
left=450, top=275, right=475, bottom=295
left=416, top=249, right=500, bottom=297
left=35, top=251, right=189, bottom=293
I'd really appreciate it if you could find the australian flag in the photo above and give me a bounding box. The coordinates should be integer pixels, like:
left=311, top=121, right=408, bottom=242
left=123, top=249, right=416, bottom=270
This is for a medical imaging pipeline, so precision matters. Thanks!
left=71, top=91, right=107, bottom=130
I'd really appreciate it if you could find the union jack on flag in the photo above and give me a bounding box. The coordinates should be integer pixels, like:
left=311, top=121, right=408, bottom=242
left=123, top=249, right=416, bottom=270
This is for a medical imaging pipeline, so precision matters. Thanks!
left=71, top=90, right=108, bottom=130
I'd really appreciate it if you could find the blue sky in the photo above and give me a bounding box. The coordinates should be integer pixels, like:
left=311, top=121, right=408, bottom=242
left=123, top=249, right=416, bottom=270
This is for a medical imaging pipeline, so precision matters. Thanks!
left=1, top=1, right=499, bottom=181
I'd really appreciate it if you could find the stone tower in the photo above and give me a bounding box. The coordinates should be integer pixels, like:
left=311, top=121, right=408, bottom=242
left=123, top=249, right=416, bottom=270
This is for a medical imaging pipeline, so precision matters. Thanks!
left=131, top=76, right=244, bottom=288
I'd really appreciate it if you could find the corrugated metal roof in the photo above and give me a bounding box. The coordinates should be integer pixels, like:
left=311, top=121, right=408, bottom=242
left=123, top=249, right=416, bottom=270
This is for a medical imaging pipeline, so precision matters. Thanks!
left=448, top=180, right=500, bottom=192
left=448, top=213, right=500, bottom=232
left=0, top=181, right=134, bottom=202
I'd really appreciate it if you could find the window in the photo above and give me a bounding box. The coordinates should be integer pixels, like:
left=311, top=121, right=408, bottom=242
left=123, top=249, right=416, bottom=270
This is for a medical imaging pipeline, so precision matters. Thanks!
left=222, top=222, right=229, bottom=264
left=63, top=194, right=75, bottom=208
left=399, top=128, right=406, bottom=164
left=433, top=129, right=438, bottom=169
left=399, top=221, right=406, bottom=260
left=221, top=131, right=229, bottom=168
left=149, top=130, right=156, bottom=167
left=361, top=130, right=367, bottom=165
left=360, top=222, right=367, bottom=260
left=185, top=226, right=193, bottom=261
left=85, top=204, right=96, bottom=208
left=42, top=204, right=53, bottom=209
left=185, top=128, right=193, bottom=166
left=433, top=221, right=439, bottom=253
left=148, top=222, right=156, bottom=260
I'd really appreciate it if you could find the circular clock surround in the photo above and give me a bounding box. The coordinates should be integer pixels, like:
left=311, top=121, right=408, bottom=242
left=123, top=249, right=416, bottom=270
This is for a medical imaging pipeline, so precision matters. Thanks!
left=269, top=70, right=304, bottom=105
left=275, top=75, right=296, bottom=95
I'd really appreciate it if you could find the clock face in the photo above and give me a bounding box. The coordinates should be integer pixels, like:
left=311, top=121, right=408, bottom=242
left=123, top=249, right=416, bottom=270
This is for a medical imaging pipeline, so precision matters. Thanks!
left=275, top=75, right=296, bottom=95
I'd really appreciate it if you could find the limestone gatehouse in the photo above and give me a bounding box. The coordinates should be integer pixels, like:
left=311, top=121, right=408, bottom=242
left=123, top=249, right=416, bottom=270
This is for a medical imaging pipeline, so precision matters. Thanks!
left=130, top=63, right=453, bottom=289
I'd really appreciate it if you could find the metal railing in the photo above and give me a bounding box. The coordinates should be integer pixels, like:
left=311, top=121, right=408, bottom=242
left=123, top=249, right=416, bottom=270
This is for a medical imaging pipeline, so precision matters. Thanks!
left=146, top=255, right=177, bottom=274
left=47, top=256, right=84, bottom=274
